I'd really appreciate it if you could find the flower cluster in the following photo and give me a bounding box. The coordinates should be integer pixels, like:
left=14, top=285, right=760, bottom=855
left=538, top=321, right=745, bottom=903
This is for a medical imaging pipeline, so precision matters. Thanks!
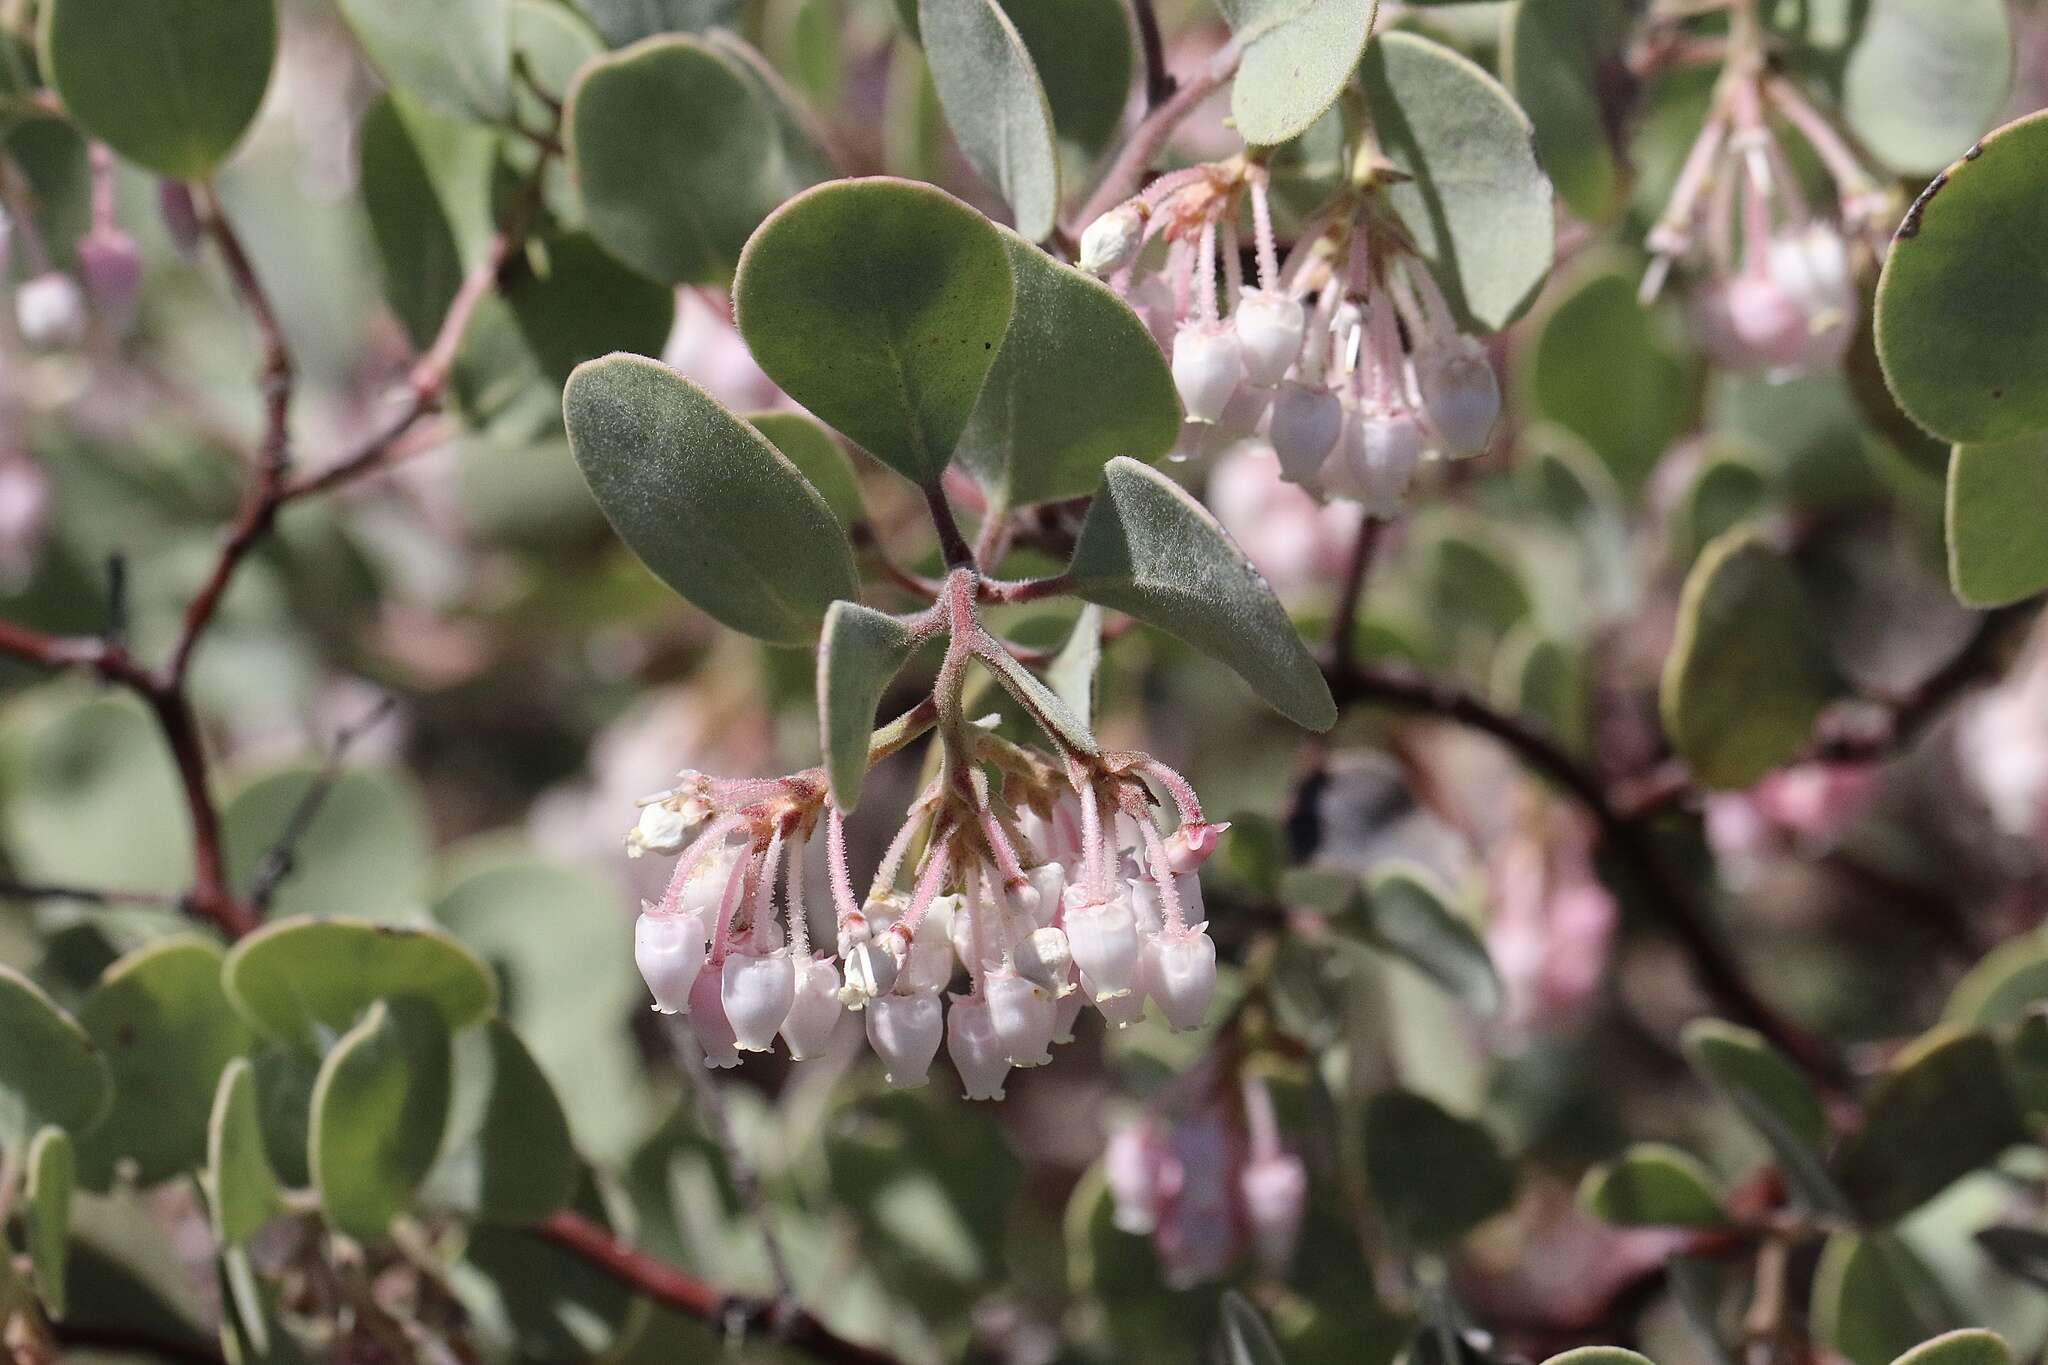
left=0, top=146, right=141, bottom=350
left=1643, top=63, right=1894, bottom=375
left=627, top=729, right=1229, bottom=1098
left=1079, top=161, right=1501, bottom=519
left=1105, top=1075, right=1306, bottom=1287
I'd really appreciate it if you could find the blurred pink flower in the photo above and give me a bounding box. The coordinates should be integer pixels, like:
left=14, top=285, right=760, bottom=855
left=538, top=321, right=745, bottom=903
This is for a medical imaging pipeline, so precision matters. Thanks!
left=1205, top=449, right=1363, bottom=603
left=1488, top=829, right=1618, bottom=1036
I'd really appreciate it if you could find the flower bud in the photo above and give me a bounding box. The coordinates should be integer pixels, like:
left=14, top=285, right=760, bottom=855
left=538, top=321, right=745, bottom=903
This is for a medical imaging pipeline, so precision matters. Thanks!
left=1013, top=926, right=1072, bottom=997
left=1233, top=288, right=1307, bottom=387
left=1063, top=885, right=1142, bottom=1001
left=781, top=956, right=844, bottom=1060
left=627, top=802, right=690, bottom=858
left=688, top=967, right=741, bottom=1068
left=1269, top=383, right=1344, bottom=484
left=1414, top=337, right=1500, bottom=458
left=1078, top=202, right=1146, bottom=277
left=866, top=990, right=943, bottom=1088
left=1172, top=320, right=1246, bottom=424
left=634, top=912, right=706, bottom=1014
left=945, top=994, right=1011, bottom=1100
left=158, top=181, right=203, bottom=258
left=1239, top=1151, right=1308, bottom=1276
left=16, top=271, right=87, bottom=349
left=984, top=965, right=1056, bottom=1067
left=1022, top=863, right=1065, bottom=928
left=722, top=949, right=794, bottom=1052
left=1105, top=1124, right=1166, bottom=1234
left=77, top=226, right=141, bottom=335
left=838, top=940, right=898, bottom=1008
left=1140, top=925, right=1217, bottom=1031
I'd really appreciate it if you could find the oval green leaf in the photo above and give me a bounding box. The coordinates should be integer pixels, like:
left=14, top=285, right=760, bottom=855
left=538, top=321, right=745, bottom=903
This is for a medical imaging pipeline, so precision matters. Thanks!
left=1502, top=0, right=1622, bottom=221
left=39, top=0, right=276, bottom=179
left=1578, top=1143, right=1727, bottom=1228
left=750, top=411, right=865, bottom=530
left=1681, top=1018, right=1844, bottom=1211
left=567, top=36, right=809, bottom=286
left=1893, top=1334, right=2014, bottom=1365
left=955, top=229, right=1182, bottom=507
left=1526, top=271, right=1688, bottom=493
left=1831, top=1028, right=2024, bottom=1225
left=420, top=1019, right=578, bottom=1222
left=1660, top=526, right=1835, bottom=789
left=1363, top=30, right=1555, bottom=331
left=359, top=91, right=498, bottom=349
left=1362, top=1089, right=1513, bottom=1248
left=919, top=0, right=1060, bottom=241
left=1233, top=0, right=1378, bottom=148
left=27, top=1125, right=74, bottom=1318
left=1813, top=1233, right=1958, bottom=1365
left=562, top=353, right=859, bottom=644
left=1360, top=864, right=1501, bottom=1016
left=819, top=602, right=921, bottom=812
left=1875, top=112, right=2048, bottom=445
left=73, top=939, right=253, bottom=1188
left=309, top=998, right=453, bottom=1241
left=999, top=0, right=1131, bottom=162
left=1064, top=458, right=1334, bottom=730
left=208, top=1058, right=283, bottom=1246
left=733, top=177, right=1017, bottom=485
left=0, top=964, right=112, bottom=1151
left=222, top=765, right=432, bottom=923
left=504, top=231, right=678, bottom=388
left=1842, top=0, right=2011, bottom=177
left=1543, top=1351, right=1657, bottom=1365
left=222, top=916, right=498, bottom=1053
left=336, top=0, right=511, bottom=120
left=1946, top=432, right=2048, bottom=608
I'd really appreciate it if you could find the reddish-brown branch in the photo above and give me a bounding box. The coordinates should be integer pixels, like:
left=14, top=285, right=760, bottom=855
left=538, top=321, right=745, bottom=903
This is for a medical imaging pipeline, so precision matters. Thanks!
left=1071, top=40, right=1241, bottom=231
left=533, top=1211, right=904, bottom=1365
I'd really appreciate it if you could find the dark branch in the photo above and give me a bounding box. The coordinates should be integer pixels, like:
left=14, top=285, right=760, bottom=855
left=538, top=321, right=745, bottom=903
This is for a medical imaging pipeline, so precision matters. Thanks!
left=1131, top=0, right=1175, bottom=110
left=246, top=696, right=399, bottom=912
left=532, top=1211, right=905, bottom=1365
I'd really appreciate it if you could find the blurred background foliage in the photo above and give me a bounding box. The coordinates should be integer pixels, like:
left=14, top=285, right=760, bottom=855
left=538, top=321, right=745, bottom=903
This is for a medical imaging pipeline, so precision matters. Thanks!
left=3, top=0, right=2048, bottom=1362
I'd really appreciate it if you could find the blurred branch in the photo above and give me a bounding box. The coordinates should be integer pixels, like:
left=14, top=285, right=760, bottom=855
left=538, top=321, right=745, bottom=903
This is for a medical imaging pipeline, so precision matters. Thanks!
left=1324, top=655, right=1848, bottom=1092
left=1131, top=0, right=1176, bottom=110
left=532, top=1210, right=905, bottom=1365
left=0, top=875, right=179, bottom=907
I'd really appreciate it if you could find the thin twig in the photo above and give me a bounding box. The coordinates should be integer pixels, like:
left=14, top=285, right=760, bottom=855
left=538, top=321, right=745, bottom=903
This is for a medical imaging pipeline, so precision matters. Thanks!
left=246, top=696, right=400, bottom=912
left=0, top=876, right=180, bottom=907
left=664, top=1021, right=799, bottom=1306
left=532, top=1210, right=904, bottom=1365
left=1131, top=0, right=1176, bottom=110
left=1327, top=516, right=1384, bottom=680
left=1072, top=41, right=1242, bottom=231
left=922, top=482, right=977, bottom=571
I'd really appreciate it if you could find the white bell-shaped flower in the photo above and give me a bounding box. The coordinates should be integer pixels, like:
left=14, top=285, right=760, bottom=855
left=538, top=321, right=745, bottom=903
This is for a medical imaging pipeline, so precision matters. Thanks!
left=1240, top=1151, right=1309, bottom=1276
left=1716, top=273, right=1812, bottom=370
left=627, top=802, right=690, bottom=858
left=1234, top=288, right=1307, bottom=387
left=687, top=967, right=740, bottom=1068
left=945, top=994, right=1011, bottom=1100
left=984, top=965, right=1056, bottom=1066
left=16, top=272, right=86, bottom=349
left=1078, top=202, right=1146, bottom=277
left=866, top=990, right=943, bottom=1088
left=1139, top=925, right=1217, bottom=1031
left=1064, top=885, right=1142, bottom=1000
left=1172, top=320, right=1246, bottom=424
left=1105, top=1125, right=1165, bottom=1233
left=897, top=921, right=955, bottom=995
left=1126, top=877, right=1165, bottom=936
left=1022, top=863, right=1065, bottom=929
left=1270, top=382, right=1344, bottom=484
left=780, top=956, right=843, bottom=1060
left=678, top=847, right=740, bottom=919
left=1087, top=970, right=1147, bottom=1027
left=837, top=940, right=898, bottom=1009
left=1323, top=406, right=1423, bottom=517
left=634, top=912, right=706, bottom=1014
left=1413, top=336, right=1500, bottom=458
left=1012, top=926, right=1072, bottom=997
left=77, top=226, right=141, bottom=336
left=1051, top=972, right=1086, bottom=1043
left=722, top=949, right=794, bottom=1052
